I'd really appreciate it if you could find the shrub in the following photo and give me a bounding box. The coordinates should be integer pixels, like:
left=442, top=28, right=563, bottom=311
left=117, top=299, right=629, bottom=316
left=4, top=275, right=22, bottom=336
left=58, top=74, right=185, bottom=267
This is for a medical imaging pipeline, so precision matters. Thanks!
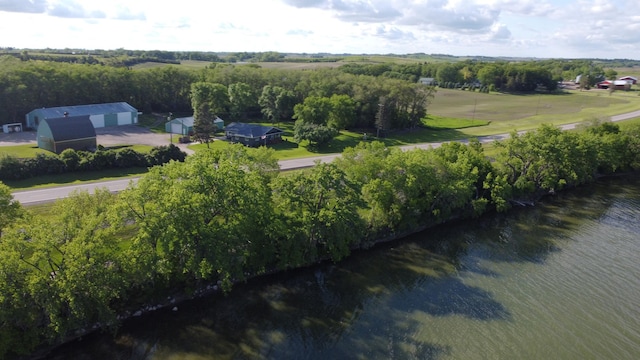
left=0, top=154, right=25, bottom=180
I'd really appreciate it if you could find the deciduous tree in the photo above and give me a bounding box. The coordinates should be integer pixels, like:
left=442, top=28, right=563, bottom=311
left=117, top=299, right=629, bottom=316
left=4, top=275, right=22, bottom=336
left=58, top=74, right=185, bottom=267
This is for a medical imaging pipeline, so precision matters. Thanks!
left=0, top=182, right=23, bottom=236
left=270, top=162, right=364, bottom=264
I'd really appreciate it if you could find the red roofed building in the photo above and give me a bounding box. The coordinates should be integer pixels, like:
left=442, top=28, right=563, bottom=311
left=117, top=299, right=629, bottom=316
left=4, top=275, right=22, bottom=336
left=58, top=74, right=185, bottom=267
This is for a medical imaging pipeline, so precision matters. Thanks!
left=597, top=80, right=612, bottom=89
left=618, top=76, right=637, bottom=84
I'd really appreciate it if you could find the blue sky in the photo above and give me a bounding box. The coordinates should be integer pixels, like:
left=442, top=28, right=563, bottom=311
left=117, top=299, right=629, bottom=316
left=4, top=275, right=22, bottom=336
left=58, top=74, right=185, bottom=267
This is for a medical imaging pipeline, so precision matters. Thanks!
left=1, top=0, right=639, bottom=59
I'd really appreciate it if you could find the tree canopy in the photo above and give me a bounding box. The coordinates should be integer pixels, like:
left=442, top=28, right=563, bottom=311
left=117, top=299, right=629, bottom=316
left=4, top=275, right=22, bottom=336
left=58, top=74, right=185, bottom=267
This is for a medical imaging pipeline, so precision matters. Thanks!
left=1, top=122, right=640, bottom=358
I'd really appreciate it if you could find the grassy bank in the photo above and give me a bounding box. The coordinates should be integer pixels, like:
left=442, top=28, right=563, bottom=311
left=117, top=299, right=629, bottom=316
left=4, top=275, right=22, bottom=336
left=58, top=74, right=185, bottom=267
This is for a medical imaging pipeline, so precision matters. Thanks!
left=4, top=167, right=148, bottom=190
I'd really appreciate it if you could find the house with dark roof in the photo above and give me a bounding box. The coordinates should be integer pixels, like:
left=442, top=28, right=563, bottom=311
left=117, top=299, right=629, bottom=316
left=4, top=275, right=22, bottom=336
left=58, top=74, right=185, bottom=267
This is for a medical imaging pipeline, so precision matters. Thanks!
left=37, top=115, right=97, bottom=154
left=225, top=122, right=284, bottom=147
left=26, top=102, right=138, bottom=130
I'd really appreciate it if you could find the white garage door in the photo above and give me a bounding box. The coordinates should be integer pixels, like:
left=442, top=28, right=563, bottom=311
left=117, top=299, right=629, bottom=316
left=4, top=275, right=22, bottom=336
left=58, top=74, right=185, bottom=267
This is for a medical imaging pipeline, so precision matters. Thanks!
left=171, top=123, right=183, bottom=134
left=117, top=112, right=131, bottom=125
left=90, top=115, right=105, bottom=128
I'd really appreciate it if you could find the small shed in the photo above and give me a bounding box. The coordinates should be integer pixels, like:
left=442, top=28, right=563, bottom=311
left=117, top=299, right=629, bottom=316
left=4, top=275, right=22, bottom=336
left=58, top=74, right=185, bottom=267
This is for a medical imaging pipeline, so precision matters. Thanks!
left=2, top=123, right=23, bottom=133
left=164, top=116, right=224, bottom=135
left=37, top=115, right=97, bottom=154
left=225, top=122, right=283, bottom=147
left=419, top=77, right=436, bottom=85
left=166, top=116, right=194, bottom=135
left=26, top=102, right=138, bottom=130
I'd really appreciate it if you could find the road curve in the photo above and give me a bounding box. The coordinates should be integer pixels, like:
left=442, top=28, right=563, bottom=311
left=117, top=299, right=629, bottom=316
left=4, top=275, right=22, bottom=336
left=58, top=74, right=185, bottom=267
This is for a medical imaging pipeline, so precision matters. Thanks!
left=10, top=111, right=640, bottom=205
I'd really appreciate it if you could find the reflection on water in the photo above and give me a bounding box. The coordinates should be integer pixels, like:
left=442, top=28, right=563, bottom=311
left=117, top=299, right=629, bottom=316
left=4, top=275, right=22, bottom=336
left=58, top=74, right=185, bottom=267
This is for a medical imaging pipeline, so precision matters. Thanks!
left=45, top=176, right=640, bottom=360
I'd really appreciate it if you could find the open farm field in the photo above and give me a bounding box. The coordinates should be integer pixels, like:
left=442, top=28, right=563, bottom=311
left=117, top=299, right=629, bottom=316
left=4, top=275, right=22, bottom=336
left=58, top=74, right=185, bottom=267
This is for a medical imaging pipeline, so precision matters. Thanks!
left=612, top=66, right=640, bottom=79
left=130, top=62, right=182, bottom=70
left=428, top=88, right=640, bottom=136
left=251, top=61, right=344, bottom=70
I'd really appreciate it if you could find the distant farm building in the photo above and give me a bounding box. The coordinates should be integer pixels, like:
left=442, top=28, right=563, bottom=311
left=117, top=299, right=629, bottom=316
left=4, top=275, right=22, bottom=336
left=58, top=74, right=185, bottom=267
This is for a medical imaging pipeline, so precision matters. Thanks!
left=419, top=77, right=436, bottom=85
left=618, top=76, right=637, bottom=84
left=225, top=122, right=284, bottom=147
left=26, top=102, right=138, bottom=130
left=36, top=115, right=97, bottom=154
left=613, top=80, right=632, bottom=90
left=165, top=116, right=224, bottom=135
left=597, top=80, right=612, bottom=89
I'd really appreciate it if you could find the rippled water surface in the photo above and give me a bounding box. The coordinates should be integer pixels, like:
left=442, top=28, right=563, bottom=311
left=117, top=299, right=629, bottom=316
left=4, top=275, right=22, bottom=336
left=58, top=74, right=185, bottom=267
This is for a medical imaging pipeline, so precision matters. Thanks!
left=46, top=176, right=640, bottom=360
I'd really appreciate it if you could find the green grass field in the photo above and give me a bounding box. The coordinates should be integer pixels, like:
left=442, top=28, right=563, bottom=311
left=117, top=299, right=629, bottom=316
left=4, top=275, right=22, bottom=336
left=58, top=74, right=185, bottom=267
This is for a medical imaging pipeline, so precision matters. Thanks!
left=428, top=88, right=640, bottom=136
left=4, top=167, right=148, bottom=190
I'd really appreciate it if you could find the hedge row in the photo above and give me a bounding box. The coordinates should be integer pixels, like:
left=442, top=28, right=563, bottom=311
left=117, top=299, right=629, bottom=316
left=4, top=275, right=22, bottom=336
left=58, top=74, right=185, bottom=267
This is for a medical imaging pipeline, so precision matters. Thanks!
left=0, top=144, right=186, bottom=181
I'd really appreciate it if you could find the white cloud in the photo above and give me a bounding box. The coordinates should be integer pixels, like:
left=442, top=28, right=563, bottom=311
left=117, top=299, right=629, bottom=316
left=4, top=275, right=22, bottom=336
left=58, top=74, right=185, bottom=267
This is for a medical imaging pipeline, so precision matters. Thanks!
left=489, top=23, right=511, bottom=41
left=0, top=0, right=48, bottom=13
left=0, top=0, right=639, bottom=58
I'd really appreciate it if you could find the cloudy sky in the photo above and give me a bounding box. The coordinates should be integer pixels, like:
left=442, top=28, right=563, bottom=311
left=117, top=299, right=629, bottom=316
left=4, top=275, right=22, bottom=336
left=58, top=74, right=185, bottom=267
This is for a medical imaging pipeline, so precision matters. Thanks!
left=1, top=0, right=639, bottom=59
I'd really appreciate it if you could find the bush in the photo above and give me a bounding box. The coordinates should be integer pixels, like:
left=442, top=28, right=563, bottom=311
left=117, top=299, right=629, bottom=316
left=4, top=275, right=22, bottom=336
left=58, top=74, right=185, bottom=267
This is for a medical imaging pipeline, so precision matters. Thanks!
left=115, top=148, right=147, bottom=168
left=147, top=144, right=187, bottom=166
left=0, top=145, right=186, bottom=181
left=59, top=149, right=81, bottom=171
left=22, top=153, right=65, bottom=177
left=0, top=154, right=25, bottom=180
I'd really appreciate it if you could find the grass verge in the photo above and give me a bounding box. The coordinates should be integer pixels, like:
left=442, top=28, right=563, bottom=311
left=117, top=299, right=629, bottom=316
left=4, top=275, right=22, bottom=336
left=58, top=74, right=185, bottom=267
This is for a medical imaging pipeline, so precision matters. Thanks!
left=4, top=167, right=148, bottom=190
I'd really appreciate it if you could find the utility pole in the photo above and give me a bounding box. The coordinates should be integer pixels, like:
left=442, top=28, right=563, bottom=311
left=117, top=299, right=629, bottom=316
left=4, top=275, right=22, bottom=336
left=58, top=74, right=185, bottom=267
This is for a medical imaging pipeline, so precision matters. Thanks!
left=168, top=112, right=173, bottom=144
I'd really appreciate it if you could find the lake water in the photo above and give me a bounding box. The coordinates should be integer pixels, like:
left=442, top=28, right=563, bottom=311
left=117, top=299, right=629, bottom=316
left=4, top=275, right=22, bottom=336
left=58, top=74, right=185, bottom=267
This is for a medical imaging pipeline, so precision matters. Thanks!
left=44, top=175, right=640, bottom=360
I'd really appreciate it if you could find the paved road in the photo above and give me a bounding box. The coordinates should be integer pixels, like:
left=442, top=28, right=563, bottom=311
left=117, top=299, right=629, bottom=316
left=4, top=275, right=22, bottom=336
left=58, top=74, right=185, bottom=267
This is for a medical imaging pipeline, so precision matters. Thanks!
left=11, top=178, right=138, bottom=205
left=11, top=156, right=340, bottom=205
left=9, top=111, right=640, bottom=205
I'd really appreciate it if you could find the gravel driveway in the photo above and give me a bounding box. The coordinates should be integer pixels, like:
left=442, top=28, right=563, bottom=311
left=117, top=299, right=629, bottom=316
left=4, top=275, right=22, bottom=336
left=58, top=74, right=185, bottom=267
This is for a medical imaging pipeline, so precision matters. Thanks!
left=0, top=125, right=194, bottom=153
left=94, top=125, right=171, bottom=147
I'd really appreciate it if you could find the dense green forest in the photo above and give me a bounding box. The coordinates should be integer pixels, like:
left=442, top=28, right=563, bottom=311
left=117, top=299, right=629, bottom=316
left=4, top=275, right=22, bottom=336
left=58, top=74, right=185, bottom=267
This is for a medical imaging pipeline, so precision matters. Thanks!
left=1, top=52, right=629, bottom=131
left=1, top=121, right=640, bottom=358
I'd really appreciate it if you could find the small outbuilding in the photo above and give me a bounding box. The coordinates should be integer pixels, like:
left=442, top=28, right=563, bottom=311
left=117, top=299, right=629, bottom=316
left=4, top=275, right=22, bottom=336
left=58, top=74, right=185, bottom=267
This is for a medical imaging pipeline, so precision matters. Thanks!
left=165, top=116, right=224, bottom=135
left=419, top=77, right=436, bottom=85
left=26, top=102, right=138, bottom=130
left=2, top=123, right=23, bottom=133
left=37, top=115, right=97, bottom=154
left=225, top=122, right=284, bottom=147
left=612, top=80, right=631, bottom=91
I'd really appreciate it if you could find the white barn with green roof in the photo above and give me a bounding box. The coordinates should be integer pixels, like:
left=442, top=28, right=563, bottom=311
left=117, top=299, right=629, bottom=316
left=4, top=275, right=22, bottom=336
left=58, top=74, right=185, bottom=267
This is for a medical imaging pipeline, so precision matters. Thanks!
left=25, top=102, right=138, bottom=130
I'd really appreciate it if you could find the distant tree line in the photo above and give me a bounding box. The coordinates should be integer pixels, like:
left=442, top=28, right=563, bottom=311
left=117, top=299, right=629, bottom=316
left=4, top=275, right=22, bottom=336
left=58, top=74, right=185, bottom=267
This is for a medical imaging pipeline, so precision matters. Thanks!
left=1, top=121, right=639, bottom=358
left=0, top=144, right=186, bottom=181
left=0, top=56, right=440, bottom=135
